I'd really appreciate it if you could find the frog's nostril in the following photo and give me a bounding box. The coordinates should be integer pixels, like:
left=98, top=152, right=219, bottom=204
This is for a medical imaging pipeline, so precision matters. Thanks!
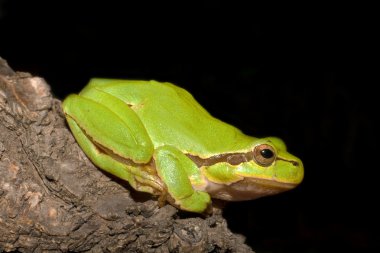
left=292, top=161, right=299, bottom=166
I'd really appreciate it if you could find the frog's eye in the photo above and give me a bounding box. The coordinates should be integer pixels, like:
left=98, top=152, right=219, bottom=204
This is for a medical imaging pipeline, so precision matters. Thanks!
left=253, top=144, right=276, bottom=167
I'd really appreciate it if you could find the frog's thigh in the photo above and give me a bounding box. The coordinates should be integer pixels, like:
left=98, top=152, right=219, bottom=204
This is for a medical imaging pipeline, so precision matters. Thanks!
left=63, top=91, right=154, bottom=163
left=67, top=118, right=136, bottom=188
left=66, top=115, right=162, bottom=194
left=154, top=146, right=211, bottom=213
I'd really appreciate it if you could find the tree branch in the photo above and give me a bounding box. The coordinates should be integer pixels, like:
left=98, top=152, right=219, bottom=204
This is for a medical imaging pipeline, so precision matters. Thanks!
left=0, top=57, right=254, bottom=252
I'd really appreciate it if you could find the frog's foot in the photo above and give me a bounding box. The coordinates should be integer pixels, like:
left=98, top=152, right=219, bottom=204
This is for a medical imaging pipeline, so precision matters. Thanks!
left=158, top=190, right=169, bottom=208
left=159, top=190, right=211, bottom=213
left=175, top=191, right=211, bottom=213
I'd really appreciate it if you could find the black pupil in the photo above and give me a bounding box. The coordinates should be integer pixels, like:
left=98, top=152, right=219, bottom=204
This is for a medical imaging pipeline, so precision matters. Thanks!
left=260, top=149, right=274, bottom=159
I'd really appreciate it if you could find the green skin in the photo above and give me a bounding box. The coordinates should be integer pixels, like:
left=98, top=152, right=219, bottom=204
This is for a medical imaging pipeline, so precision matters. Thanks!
left=62, top=79, right=304, bottom=213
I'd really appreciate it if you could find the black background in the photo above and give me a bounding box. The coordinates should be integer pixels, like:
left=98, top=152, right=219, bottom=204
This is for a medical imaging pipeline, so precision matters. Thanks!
left=0, top=1, right=377, bottom=252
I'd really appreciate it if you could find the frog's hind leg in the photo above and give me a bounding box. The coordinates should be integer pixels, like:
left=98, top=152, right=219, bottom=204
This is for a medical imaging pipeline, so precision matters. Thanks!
left=64, top=116, right=163, bottom=195
left=62, top=91, right=164, bottom=194
left=63, top=88, right=154, bottom=164
left=154, top=145, right=211, bottom=213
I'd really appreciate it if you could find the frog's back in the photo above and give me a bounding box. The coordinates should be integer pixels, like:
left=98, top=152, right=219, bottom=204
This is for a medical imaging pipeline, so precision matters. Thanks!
left=85, top=79, right=255, bottom=157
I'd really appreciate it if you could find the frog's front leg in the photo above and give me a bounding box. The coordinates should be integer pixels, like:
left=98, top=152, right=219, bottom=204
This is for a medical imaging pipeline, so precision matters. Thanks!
left=154, top=145, right=211, bottom=213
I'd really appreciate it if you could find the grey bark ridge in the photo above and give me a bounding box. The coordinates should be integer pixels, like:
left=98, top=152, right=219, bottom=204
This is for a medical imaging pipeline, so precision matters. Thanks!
left=0, top=57, right=254, bottom=253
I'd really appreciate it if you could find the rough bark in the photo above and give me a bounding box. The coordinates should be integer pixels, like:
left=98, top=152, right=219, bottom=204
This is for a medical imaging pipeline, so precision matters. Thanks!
left=0, top=57, right=254, bottom=253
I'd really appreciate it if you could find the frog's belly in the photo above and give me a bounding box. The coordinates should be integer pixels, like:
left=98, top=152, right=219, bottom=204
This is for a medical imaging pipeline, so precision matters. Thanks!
left=202, top=178, right=297, bottom=201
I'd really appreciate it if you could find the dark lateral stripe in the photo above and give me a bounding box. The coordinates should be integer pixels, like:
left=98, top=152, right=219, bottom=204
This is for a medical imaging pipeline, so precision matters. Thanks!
left=186, top=151, right=255, bottom=167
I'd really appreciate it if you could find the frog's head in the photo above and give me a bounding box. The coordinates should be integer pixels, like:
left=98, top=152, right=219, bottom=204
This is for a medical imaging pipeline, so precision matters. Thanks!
left=249, top=137, right=304, bottom=184
left=203, top=137, right=304, bottom=201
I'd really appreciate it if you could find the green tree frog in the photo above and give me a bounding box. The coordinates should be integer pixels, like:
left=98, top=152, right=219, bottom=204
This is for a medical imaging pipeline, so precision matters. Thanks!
left=62, top=79, right=304, bottom=213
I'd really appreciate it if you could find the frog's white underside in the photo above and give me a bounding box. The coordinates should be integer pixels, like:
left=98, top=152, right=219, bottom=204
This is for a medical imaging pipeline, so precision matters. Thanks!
left=201, top=178, right=296, bottom=201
